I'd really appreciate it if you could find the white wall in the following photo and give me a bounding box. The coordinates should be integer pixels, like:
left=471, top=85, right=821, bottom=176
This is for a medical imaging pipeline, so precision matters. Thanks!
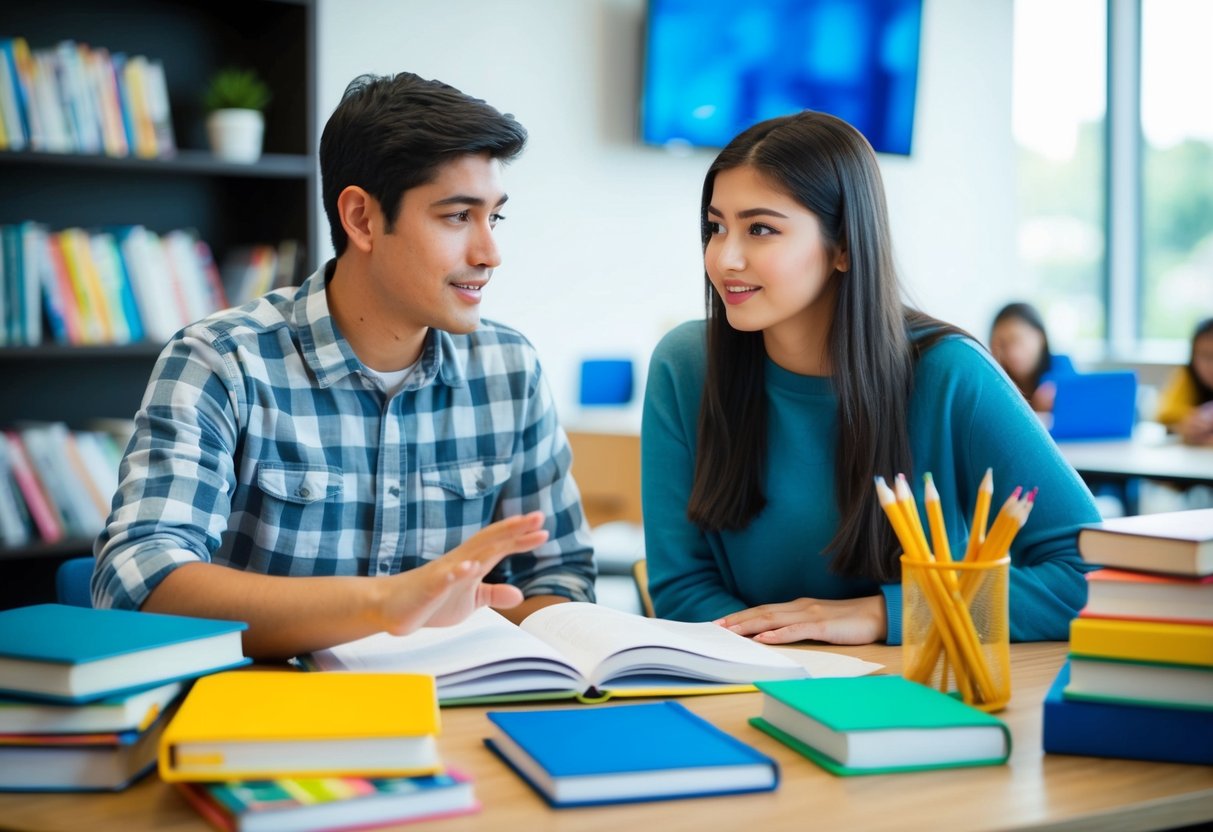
left=316, top=0, right=1016, bottom=426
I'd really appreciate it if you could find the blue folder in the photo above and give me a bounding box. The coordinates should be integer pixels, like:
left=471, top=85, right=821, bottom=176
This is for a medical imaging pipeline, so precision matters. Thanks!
left=1048, top=370, right=1137, bottom=440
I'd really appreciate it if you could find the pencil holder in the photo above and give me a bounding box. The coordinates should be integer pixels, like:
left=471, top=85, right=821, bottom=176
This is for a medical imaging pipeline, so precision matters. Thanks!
left=901, top=555, right=1011, bottom=712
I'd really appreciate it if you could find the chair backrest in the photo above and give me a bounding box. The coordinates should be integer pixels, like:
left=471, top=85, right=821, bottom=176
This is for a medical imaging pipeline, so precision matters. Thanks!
left=632, top=558, right=655, bottom=618
left=56, top=556, right=95, bottom=608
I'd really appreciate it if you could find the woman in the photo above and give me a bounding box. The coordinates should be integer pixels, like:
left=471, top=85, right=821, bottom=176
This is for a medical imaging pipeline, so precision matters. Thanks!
left=1156, top=317, right=1213, bottom=446
left=988, top=302, right=1075, bottom=412
left=641, top=111, right=1100, bottom=646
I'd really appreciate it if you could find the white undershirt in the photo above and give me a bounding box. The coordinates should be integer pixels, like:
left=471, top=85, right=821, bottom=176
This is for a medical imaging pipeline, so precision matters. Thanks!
left=363, top=360, right=420, bottom=397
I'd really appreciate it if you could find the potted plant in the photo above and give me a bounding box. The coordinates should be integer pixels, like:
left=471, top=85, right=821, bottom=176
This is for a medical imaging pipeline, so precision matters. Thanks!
left=203, top=67, right=271, bottom=163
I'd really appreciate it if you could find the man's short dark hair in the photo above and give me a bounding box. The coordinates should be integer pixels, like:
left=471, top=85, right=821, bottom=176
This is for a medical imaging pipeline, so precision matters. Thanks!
left=320, top=73, right=528, bottom=256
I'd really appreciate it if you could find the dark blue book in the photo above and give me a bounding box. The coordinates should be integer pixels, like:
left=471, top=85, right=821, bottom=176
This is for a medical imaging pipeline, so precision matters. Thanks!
left=484, top=701, right=778, bottom=808
left=0, top=604, right=249, bottom=704
left=1042, top=660, right=1213, bottom=766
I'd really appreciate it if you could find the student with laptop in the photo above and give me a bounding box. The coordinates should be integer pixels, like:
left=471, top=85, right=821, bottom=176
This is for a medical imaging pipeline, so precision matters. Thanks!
left=92, top=73, right=596, bottom=660
left=988, top=302, right=1074, bottom=413
left=641, top=111, right=1101, bottom=646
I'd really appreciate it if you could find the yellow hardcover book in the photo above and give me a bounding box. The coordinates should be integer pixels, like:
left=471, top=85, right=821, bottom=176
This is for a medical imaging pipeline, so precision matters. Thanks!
left=58, top=229, right=115, bottom=343
left=1070, top=618, right=1213, bottom=668
left=159, top=671, right=442, bottom=783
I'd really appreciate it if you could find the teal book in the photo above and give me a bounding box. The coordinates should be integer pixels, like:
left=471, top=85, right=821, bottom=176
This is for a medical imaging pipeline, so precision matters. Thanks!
left=484, top=701, right=778, bottom=807
left=0, top=604, right=249, bottom=704
left=751, top=675, right=1011, bottom=775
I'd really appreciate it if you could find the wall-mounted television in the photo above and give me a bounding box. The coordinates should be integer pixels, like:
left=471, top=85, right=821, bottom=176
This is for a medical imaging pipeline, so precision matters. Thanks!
left=641, top=0, right=923, bottom=155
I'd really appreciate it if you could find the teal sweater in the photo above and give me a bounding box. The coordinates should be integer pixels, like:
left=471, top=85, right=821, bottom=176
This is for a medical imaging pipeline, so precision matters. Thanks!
left=641, top=320, right=1100, bottom=643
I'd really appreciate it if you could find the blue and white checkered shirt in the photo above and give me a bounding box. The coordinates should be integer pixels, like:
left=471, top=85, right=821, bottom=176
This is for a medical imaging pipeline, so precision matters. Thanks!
left=93, top=262, right=596, bottom=609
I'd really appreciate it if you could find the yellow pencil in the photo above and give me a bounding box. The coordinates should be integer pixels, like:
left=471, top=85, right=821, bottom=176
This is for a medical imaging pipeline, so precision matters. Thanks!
left=924, top=473, right=953, bottom=564
left=976, top=487, right=1023, bottom=562
left=888, top=476, right=995, bottom=699
left=875, top=478, right=973, bottom=698
left=963, top=468, right=993, bottom=562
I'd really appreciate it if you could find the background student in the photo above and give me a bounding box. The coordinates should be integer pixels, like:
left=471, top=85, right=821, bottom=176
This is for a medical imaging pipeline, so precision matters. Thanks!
left=1156, top=317, right=1213, bottom=446
left=988, top=302, right=1075, bottom=413
left=641, top=111, right=1100, bottom=646
left=92, top=73, right=596, bottom=660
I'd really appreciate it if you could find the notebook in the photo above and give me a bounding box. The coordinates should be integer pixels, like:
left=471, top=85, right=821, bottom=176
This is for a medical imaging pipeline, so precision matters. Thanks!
left=159, top=671, right=441, bottom=782
left=751, top=675, right=1011, bottom=775
left=0, top=604, right=249, bottom=703
left=484, top=701, right=779, bottom=807
left=1048, top=370, right=1137, bottom=440
left=0, top=680, right=184, bottom=735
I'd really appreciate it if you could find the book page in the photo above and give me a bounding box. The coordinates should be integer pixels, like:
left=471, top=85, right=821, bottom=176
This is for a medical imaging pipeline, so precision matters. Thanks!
left=521, top=603, right=805, bottom=685
left=310, top=607, right=584, bottom=690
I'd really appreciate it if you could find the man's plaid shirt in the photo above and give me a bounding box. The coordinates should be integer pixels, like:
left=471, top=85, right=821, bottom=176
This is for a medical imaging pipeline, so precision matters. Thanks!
left=93, top=262, right=596, bottom=609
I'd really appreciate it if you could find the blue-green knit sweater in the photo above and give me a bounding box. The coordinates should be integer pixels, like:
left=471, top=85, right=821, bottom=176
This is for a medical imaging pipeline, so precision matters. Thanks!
left=640, top=320, right=1100, bottom=643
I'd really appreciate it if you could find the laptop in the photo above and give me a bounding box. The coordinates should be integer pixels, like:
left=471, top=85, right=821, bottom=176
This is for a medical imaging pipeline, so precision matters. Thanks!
left=1048, top=370, right=1138, bottom=441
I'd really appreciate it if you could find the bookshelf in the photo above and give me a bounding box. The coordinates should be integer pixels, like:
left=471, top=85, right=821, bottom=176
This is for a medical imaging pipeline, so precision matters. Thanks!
left=0, top=0, right=318, bottom=608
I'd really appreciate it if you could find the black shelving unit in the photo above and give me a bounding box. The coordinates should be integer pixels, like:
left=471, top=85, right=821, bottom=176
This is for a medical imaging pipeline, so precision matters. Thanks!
left=0, top=0, right=317, bottom=605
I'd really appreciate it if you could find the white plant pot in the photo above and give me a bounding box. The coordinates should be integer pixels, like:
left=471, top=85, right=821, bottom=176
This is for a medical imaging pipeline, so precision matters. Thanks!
left=206, top=108, right=265, bottom=163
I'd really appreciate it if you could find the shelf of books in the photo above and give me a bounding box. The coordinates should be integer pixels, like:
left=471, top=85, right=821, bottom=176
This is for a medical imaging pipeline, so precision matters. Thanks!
left=0, top=1, right=316, bottom=599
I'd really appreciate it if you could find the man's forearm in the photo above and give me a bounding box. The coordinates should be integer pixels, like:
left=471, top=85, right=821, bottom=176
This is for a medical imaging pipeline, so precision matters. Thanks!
left=141, top=562, right=386, bottom=662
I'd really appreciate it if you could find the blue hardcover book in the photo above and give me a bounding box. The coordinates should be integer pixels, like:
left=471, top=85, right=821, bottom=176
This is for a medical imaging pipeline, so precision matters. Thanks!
left=484, top=701, right=779, bottom=807
left=0, top=604, right=249, bottom=704
left=1042, top=661, right=1213, bottom=765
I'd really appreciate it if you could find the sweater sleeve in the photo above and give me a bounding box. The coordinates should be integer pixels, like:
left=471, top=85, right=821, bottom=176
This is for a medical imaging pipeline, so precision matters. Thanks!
left=1155, top=368, right=1196, bottom=427
left=641, top=324, right=748, bottom=621
left=952, top=342, right=1102, bottom=641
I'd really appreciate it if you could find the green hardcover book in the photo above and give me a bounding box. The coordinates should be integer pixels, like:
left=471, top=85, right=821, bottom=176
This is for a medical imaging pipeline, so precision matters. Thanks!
left=750, top=675, right=1011, bottom=776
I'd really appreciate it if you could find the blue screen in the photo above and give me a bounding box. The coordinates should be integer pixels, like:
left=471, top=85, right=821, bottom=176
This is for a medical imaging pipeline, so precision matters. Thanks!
left=641, top=0, right=923, bottom=155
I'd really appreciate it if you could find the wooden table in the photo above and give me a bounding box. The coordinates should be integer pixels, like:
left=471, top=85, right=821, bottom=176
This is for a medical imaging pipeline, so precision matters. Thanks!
left=3, top=642, right=1212, bottom=832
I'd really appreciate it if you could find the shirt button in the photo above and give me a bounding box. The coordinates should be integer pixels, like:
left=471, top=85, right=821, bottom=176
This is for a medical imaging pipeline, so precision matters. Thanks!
left=296, top=486, right=310, bottom=498
left=378, top=562, right=390, bottom=574
left=388, top=485, right=401, bottom=497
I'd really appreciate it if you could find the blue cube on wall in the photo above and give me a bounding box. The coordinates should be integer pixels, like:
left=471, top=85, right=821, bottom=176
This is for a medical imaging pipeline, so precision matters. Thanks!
left=579, top=359, right=634, bottom=406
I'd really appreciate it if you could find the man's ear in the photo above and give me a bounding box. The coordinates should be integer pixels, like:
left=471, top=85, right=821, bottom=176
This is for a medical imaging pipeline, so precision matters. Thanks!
left=337, top=186, right=377, bottom=254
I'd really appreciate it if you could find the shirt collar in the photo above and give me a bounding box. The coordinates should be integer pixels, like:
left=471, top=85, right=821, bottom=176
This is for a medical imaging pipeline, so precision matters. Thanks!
left=292, top=261, right=467, bottom=390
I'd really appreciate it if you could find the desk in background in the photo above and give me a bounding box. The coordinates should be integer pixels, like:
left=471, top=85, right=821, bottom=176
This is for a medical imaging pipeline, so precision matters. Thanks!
left=3, top=642, right=1211, bottom=832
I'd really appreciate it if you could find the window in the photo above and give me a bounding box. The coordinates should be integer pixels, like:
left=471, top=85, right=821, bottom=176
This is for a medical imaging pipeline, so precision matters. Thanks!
left=1012, top=0, right=1107, bottom=345
left=1140, top=0, right=1213, bottom=345
left=1014, top=0, right=1209, bottom=360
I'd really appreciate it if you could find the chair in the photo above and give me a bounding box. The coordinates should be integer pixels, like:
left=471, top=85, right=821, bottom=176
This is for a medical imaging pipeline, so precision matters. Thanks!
left=632, top=558, right=654, bottom=618
left=55, top=556, right=95, bottom=608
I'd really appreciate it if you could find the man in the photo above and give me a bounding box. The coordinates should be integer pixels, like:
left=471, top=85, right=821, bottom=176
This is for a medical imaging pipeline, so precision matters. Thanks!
left=93, top=73, right=596, bottom=659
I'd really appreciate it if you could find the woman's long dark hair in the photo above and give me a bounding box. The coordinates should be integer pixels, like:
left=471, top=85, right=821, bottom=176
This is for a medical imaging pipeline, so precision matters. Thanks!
left=990, top=302, right=1053, bottom=398
left=686, top=111, right=961, bottom=582
left=1188, top=317, right=1213, bottom=405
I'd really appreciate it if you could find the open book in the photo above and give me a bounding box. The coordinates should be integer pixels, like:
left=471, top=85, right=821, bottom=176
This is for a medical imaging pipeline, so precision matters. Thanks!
left=309, top=603, right=876, bottom=704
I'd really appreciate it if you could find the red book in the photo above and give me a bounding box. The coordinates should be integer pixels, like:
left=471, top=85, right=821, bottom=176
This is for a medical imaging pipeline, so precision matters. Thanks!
left=2, top=431, right=64, bottom=542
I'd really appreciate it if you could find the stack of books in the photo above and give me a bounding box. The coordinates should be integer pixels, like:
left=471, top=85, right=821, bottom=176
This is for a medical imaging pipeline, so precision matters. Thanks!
left=1043, top=508, right=1213, bottom=765
left=0, top=422, right=125, bottom=547
left=0, top=604, right=249, bottom=791
left=162, top=671, right=479, bottom=831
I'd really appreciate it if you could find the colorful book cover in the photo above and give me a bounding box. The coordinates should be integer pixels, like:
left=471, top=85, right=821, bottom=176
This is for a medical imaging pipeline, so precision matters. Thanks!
left=159, top=672, right=441, bottom=782
left=751, top=675, right=1011, bottom=775
left=484, top=701, right=778, bottom=807
left=0, top=604, right=249, bottom=704
left=1043, top=661, right=1213, bottom=765
left=1070, top=617, right=1213, bottom=668
left=177, top=770, right=478, bottom=832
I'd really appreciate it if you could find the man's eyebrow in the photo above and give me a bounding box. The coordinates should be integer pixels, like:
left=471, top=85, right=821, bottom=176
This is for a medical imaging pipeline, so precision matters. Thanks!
left=430, top=194, right=510, bottom=208
left=705, top=206, right=789, bottom=219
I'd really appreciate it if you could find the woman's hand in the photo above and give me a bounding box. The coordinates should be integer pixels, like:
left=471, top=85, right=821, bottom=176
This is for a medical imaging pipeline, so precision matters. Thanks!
left=715, top=595, right=888, bottom=645
left=1178, top=403, right=1213, bottom=446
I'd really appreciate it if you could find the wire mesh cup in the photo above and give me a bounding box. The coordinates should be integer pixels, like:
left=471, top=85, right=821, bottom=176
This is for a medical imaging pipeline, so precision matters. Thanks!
left=901, top=555, right=1011, bottom=712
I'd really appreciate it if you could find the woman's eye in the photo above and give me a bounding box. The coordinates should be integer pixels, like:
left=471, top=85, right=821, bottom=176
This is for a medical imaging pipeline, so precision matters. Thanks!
left=749, top=223, right=777, bottom=236
left=490, top=213, right=506, bottom=226
left=447, top=210, right=471, bottom=223
left=706, top=221, right=724, bottom=235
